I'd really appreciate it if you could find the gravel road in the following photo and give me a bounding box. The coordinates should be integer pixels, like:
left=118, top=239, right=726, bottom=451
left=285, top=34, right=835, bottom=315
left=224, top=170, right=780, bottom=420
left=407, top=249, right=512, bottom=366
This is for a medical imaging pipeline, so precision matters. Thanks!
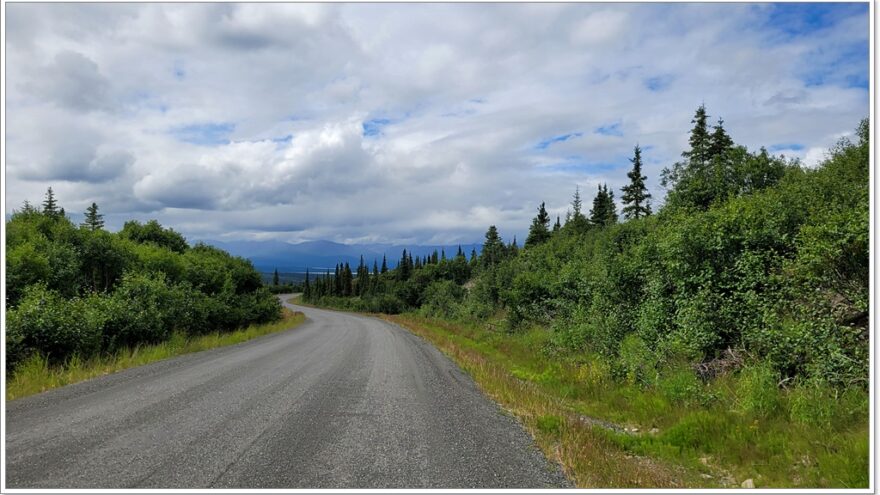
left=5, top=296, right=570, bottom=488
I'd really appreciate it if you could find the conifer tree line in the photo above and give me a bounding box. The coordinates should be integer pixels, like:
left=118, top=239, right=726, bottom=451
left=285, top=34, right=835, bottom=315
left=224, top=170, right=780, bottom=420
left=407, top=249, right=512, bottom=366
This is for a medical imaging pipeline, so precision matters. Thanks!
left=303, top=106, right=869, bottom=389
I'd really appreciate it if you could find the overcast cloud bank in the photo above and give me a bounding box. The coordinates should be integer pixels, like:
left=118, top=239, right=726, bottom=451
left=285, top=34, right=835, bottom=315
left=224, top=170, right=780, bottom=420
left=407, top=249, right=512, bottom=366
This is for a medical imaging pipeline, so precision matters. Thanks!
left=5, top=3, right=869, bottom=244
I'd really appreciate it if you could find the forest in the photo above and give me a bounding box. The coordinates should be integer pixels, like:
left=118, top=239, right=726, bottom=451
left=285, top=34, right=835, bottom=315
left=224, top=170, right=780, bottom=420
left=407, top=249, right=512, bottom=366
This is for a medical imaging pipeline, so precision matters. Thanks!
left=5, top=196, right=281, bottom=373
left=305, top=106, right=869, bottom=397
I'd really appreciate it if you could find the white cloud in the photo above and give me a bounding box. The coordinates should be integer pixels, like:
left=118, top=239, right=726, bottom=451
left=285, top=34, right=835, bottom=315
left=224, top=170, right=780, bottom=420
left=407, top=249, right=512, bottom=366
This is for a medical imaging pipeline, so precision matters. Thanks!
left=4, top=3, right=869, bottom=244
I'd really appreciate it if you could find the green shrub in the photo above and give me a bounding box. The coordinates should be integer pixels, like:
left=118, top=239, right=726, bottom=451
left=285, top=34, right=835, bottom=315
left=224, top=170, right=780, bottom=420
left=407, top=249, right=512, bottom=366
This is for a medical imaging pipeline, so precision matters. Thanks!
left=6, top=285, right=105, bottom=369
left=657, top=366, right=702, bottom=405
left=420, top=280, right=465, bottom=319
left=618, top=334, right=657, bottom=386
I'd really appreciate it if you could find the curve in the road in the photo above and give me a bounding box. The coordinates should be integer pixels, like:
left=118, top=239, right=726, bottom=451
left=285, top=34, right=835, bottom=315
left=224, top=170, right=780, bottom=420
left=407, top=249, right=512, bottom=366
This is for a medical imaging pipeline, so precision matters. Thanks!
left=5, top=296, right=570, bottom=488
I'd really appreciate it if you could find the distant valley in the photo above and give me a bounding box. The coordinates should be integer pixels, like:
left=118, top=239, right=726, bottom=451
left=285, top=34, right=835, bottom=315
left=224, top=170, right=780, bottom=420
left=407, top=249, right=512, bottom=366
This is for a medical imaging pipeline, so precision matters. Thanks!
left=203, top=239, right=483, bottom=275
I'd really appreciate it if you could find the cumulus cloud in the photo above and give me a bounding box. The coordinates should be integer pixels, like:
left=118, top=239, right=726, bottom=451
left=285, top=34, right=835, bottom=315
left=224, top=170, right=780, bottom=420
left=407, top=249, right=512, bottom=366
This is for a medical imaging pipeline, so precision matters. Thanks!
left=28, top=51, right=114, bottom=112
left=4, top=3, right=869, bottom=244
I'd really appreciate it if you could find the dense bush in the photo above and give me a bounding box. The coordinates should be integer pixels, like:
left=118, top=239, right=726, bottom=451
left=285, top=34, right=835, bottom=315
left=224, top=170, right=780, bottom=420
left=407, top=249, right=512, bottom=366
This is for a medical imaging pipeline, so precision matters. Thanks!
left=306, top=116, right=868, bottom=390
left=5, top=203, right=282, bottom=372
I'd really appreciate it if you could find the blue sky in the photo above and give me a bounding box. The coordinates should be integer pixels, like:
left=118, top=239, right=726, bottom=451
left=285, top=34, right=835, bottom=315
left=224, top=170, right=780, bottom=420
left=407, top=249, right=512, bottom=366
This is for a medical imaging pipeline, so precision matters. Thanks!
left=4, top=3, right=869, bottom=244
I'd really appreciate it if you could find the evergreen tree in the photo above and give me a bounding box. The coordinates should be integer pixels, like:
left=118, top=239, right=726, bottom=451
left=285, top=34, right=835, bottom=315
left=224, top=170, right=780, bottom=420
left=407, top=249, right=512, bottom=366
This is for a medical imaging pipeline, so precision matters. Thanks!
left=661, top=104, right=727, bottom=209
left=589, top=184, right=618, bottom=227
left=457, top=245, right=464, bottom=258
left=303, top=269, right=311, bottom=300
left=567, top=187, right=590, bottom=232
left=399, top=249, right=411, bottom=280
left=481, top=225, right=505, bottom=267
left=553, top=216, right=561, bottom=233
left=441, top=249, right=446, bottom=262
left=82, top=202, right=105, bottom=230
left=42, top=187, right=59, bottom=217
left=572, top=186, right=583, bottom=217
left=683, top=103, right=711, bottom=167
left=343, top=263, right=353, bottom=296
left=334, top=264, right=342, bottom=296
left=20, top=200, right=38, bottom=214
left=620, top=145, right=652, bottom=220
left=381, top=255, right=388, bottom=273
left=273, top=268, right=280, bottom=286
left=525, top=201, right=551, bottom=247
left=709, top=118, right=734, bottom=158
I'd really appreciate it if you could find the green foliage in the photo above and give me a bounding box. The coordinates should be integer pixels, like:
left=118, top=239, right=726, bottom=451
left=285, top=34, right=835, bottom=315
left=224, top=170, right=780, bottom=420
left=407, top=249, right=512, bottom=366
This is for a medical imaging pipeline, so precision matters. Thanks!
left=589, top=184, right=617, bottom=226
left=618, top=334, right=657, bottom=386
left=621, top=145, right=652, bottom=219
left=82, top=202, right=104, bottom=230
left=735, top=362, right=781, bottom=416
left=525, top=202, right=552, bottom=247
left=656, top=365, right=703, bottom=406
left=6, top=285, right=105, bottom=371
left=420, top=280, right=466, bottom=319
left=5, top=193, right=281, bottom=375
left=536, top=415, right=563, bottom=436
left=662, top=105, right=791, bottom=210
left=120, top=219, right=188, bottom=253
left=306, top=116, right=868, bottom=391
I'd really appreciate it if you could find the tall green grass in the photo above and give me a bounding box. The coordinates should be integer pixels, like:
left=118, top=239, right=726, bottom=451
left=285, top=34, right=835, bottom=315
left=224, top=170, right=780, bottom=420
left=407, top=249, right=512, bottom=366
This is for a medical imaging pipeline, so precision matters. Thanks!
left=7, top=309, right=305, bottom=400
left=386, top=314, right=868, bottom=488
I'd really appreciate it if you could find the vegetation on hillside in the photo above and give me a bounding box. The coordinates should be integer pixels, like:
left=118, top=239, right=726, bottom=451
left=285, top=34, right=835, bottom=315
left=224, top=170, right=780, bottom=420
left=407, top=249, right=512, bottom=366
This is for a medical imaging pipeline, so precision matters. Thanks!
left=306, top=108, right=868, bottom=388
left=5, top=195, right=282, bottom=374
left=303, top=108, right=870, bottom=487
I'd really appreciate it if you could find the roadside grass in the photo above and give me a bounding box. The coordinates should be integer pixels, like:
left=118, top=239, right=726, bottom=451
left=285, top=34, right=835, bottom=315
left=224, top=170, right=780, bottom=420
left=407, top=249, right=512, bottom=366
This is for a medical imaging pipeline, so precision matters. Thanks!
left=383, top=314, right=692, bottom=488
left=7, top=309, right=305, bottom=401
left=384, top=314, right=869, bottom=489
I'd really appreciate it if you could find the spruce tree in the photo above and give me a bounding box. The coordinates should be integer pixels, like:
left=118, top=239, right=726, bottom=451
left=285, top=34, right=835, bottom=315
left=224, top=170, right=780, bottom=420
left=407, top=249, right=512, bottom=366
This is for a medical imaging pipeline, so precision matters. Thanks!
left=273, top=268, right=280, bottom=286
left=343, top=263, right=353, bottom=296
left=567, top=187, right=589, bottom=232
left=508, top=236, right=519, bottom=257
left=399, top=249, right=411, bottom=280
left=82, top=202, right=105, bottom=230
left=553, top=216, right=561, bottom=233
left=525, top=201, right=551, bottom=247
left=590, top=184, right=618, bottom=227
left=381, top=255, right=388, bottom=273
left=42, top=187, right=59, bottom=217
left=620, top=145, right=652, bottom=220
left=709, top=118, right=734, bottom=159
left=683, top=104, right=711, bottom=167
left=304, top=269, right=311, bottom=300
left=481, top=225, right=505, bottom=267
left=661, top=104, right=727, bottom=209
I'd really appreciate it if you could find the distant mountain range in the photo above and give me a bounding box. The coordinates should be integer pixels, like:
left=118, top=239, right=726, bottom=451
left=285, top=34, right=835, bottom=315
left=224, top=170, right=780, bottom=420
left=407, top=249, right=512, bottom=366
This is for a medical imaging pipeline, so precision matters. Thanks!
left=202, top=239, right=483, bottom=273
